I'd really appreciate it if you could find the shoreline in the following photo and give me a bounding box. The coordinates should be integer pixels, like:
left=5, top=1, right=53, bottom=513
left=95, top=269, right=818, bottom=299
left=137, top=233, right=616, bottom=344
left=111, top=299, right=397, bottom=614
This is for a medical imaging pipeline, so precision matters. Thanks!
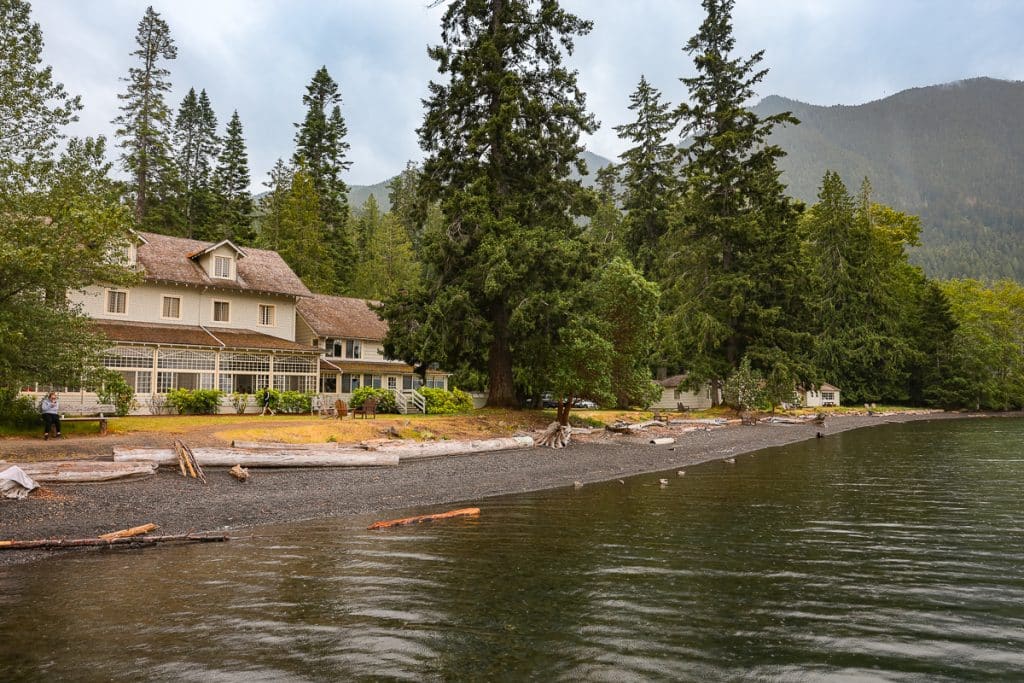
left=1, top=411, right=1018, bottom=568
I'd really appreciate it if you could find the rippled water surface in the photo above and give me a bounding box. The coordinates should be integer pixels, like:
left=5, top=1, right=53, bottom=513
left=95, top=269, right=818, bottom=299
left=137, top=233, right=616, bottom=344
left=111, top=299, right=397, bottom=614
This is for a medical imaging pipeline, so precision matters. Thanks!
left=3, top=418, right=1024, bottom=681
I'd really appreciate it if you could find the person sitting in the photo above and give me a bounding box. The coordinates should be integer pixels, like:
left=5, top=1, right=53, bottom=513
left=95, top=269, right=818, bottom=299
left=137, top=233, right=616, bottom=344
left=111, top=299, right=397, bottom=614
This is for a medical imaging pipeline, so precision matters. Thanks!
left=40, top=392, right=61, bottom=440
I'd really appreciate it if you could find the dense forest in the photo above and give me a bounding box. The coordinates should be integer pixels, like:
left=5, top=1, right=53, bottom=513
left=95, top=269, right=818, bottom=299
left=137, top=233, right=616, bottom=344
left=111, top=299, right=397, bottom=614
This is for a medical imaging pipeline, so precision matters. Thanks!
left=2, top=0, right=1023, bottom=420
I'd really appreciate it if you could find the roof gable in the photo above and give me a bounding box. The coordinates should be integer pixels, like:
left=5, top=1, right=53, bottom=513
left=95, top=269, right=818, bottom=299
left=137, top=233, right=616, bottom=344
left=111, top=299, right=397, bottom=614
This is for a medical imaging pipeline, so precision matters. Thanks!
left=134, top=231, right=311, bottom=298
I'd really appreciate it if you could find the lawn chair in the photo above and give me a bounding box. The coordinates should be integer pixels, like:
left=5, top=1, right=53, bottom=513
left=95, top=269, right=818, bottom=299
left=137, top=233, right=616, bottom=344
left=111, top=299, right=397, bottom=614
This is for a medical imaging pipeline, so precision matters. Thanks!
left=334, top=399, right=348, bottom=419
left=353, top=397, right=377, bottom=419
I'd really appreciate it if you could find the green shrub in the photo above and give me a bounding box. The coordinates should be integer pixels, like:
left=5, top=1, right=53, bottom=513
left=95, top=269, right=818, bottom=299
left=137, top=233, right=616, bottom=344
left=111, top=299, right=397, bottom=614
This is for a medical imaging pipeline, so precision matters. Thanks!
left=166, top=388, right=223, bottom=415
left=350, top=386, right=397, bottom=413
left=420, top=387, right=474, bottom=415
left=277, top=391, right=312, bottom=414
left=230, top=392, right=250, bottom=414
left=96, top=370, right=137, bottom=416
left=0, top=388, right=42, bottom=427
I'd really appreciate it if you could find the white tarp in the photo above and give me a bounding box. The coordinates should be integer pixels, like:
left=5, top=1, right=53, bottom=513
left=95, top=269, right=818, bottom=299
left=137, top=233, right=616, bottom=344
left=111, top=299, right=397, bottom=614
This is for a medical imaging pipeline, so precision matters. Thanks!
left=0, top=465, right=39, bottom=499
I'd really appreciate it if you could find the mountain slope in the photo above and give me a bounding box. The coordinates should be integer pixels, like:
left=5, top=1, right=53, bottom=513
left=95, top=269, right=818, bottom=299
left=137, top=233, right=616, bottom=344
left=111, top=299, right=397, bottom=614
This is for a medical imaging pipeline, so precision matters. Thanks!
left=754, top=78, right=1024, bottom=280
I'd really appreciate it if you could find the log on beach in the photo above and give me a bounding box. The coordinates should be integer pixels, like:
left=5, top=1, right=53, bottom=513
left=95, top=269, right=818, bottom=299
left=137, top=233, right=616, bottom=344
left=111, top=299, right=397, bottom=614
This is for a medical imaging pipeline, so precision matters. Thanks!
left=368, top=507, right=481, bottom=530
left=230, top=440, right=341, bottom=450
left=16, top=461, right=159, bottom=483
left=374, top=436, right=535, bottom=460
left=113, top=448, right=399, bottom=467
left=98, top=523, right=158, bottom=540
left=0, top=533, right=229, bottom=551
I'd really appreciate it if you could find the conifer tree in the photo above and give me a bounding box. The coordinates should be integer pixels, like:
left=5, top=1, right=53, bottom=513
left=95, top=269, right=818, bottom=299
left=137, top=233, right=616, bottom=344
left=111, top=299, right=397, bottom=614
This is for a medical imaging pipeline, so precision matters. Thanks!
left=113, top=5, right=179, bottom=231
left=614, top=75, right=677, bottom=274
left=387, top=162, right=428, bottom=251
left=174, top=87, right=219, bottom=238
left=256, top=158, right=292, bottom=252
left=268, top=168, right=334, bottom=293
left=586, top=164, right=625, bottom=253
left=292, top=66, right=354, bottom=291
left=662, top=0, right=811, bottom=402
left=350, top=212, right=421, bottom=301
left=381, top=0, right=598, bottom=407
left=353, top=194, right=381, bottom=253
left=213, top=110, right=254, bottom=243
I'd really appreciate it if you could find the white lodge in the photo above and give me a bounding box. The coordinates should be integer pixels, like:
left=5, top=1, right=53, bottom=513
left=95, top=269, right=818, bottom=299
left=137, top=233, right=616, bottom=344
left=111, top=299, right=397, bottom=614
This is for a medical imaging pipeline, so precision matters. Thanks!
left=25, top=232, right=447, bottom=414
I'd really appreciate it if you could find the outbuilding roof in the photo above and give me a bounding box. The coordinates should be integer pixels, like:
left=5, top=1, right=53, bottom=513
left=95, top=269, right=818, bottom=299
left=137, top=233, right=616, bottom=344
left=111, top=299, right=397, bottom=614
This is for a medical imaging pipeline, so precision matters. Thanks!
left=135, top=231, right=311, bottom=298
left=296, top=294, right=389, bottom=340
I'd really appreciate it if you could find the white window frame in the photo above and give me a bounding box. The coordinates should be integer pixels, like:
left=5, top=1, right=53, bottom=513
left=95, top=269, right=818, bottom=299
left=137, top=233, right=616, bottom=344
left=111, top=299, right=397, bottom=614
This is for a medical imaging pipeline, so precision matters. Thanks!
left=346, top=339, right=362, bottom=359
left=213, top=255, right=233, bottom=279
left=161, top=295, right=182, bottom=320
left=258, top=304, right=276, bottom=327
left=212, top=300, right=230, bottom=323
left=105, top=289, right=128, bottom=315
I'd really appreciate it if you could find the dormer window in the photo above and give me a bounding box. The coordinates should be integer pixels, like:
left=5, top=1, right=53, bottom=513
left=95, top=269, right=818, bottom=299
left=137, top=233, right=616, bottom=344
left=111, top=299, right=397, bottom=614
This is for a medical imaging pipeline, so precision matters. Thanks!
left=213, top=255, right=233, bottom=279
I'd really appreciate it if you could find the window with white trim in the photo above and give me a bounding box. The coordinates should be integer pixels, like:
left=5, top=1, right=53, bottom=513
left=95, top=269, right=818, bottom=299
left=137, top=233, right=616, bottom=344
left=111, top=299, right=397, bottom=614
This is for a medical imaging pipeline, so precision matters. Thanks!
left=212, top=300, right=230, bottom=323
left=157, top=349, right=216, bottom=370
left=387, top=376, right=397, bottom=391
left=161, top=296, right=181, bottom=319
left=106, top=289, right=127, bottom=314
left=213, top=255, right=232, bottom=278
left=346, top=340, right=361, bottom=359
left=102, top=346, right=152, bottom=369
left=258, top=304, right=275, bottom=326
left=221, top=352, right=270, bottom=372
left=822, top=392, right=835, bottom=402
left=273, top=356, right=317, bottom=373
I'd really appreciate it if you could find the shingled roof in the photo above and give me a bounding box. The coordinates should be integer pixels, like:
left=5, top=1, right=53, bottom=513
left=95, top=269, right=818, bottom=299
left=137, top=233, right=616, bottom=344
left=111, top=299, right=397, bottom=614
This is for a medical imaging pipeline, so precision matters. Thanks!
left=296, top=294, right=389, bottom=340
left=135, top=232, right=311, bottom=297
left=94, top=320, right=315, bottom=352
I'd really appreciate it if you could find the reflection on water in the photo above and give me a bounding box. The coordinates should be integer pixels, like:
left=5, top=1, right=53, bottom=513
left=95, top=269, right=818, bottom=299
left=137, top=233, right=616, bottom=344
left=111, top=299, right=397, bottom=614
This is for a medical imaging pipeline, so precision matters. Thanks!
left=2, top=419, right=1024, bottom=680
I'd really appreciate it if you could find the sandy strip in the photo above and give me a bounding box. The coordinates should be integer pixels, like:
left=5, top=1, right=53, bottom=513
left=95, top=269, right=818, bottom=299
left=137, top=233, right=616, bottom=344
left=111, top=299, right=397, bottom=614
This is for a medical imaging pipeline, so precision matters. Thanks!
left=0, top=411, right=1017, bottom=567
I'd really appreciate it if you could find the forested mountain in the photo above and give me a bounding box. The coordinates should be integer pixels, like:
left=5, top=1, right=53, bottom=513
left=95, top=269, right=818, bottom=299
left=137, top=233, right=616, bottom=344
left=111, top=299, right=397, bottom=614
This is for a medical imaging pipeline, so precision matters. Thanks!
left=754, top=78, right=1024, bottom=280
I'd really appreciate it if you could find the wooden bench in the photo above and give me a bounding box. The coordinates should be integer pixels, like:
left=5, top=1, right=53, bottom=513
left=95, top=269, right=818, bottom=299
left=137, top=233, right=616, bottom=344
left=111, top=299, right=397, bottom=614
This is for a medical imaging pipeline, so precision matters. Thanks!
left=334, top=399, right=348, bottom=419
left=61, top=416, right=112, bottom=435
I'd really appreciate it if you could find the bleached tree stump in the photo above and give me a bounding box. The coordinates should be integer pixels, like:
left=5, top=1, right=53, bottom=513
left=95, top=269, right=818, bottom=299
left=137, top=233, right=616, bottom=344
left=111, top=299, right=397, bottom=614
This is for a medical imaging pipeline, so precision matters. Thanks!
left=538, top=422, right=572, bottom=449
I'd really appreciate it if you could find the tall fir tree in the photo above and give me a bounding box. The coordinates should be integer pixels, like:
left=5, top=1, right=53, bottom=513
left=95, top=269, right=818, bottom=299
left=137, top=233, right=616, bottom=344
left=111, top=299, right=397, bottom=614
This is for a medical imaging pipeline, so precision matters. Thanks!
left=387, top=161, right=429, bottom=251
left=350, top=212, right=421, bottom=301
left=662, top=0, right=811, bottom=403
left=261, top=167, right=334, bottom=293
left=586, top=164, right=625, bottom=253
left=212, top=110, right=254, bottom=243
left=256, top=158, right=292, bottom=252
left=380, top=0, right=598, bottom=407
left=613, top=75, right=677, bottom=274
left=353, top=194, right=381, bottom=253
left=173, top=87, right=220, bottom=239
left=113, top=5, right=180, bottom=232
left=292, top=66, right=354, bottom=292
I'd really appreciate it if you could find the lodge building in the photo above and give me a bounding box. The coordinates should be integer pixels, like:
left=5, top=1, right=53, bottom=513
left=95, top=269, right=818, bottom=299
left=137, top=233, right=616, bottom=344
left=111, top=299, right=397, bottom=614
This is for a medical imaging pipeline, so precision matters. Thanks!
left=24, top=231, right=447, bottom=414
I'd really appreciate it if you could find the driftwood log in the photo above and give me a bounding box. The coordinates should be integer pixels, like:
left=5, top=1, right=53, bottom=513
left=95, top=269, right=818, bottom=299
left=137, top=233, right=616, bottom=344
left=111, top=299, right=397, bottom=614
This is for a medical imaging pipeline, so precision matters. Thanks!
left=174, top=440, right=207, bottom=484
left=114, top=448, right=400, bottom=467
left=228, top=464, right=250, bottom=482
left=650, top=437, right=675, bottom=445
left=230, top=440, right=341, bottom=450
left=98, top=523, right=158, bottom=540
left=14, top=461, right=158, bottom=483
left=368, top=507, right=480, bottom=530
left=0, top=533, right=229, bottom=551
left=538, top=422, right=572, bottom=448
left=375, top=436, right=535, bottom=460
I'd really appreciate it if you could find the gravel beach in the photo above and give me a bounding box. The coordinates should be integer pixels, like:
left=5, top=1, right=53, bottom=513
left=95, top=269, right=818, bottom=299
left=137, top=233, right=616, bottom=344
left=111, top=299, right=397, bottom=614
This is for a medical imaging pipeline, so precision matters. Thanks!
left=0, top=411, right=1009, bottom=567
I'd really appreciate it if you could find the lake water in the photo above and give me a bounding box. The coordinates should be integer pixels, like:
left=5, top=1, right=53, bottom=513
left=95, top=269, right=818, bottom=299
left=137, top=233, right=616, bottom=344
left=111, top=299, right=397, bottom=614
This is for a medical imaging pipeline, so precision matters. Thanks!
left=2, top=418, right=1023, bottom=681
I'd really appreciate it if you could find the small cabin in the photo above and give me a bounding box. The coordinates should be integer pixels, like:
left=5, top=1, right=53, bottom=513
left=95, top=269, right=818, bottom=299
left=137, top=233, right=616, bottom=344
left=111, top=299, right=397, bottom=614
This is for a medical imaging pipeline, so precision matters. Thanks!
left=800, top=383, right=841, bottom=407
left=651, top=375, right=719, bottom=412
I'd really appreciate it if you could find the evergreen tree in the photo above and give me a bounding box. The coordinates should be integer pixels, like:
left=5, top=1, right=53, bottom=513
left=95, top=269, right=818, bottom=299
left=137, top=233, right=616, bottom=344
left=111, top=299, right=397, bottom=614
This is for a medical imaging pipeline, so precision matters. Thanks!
left=586, top=164, right=625, bottom=253
left=173, top=87, right=219, bottom=238
left=1, top=0, right=136, bottom=388
left=662, top=0, right=811, bottom=402
left=381, top=0, right=598, bottom=407
left=350, top=212, right=421, bottom=301
left=270, top=168, right=334, bottom=293
left=113, top=5, right=179, bottom=231
left=212, top=110, right=254, bottom=243
left=614, top=75, right=677, bottom=274
left=387, top=161, right=428, bottom=251
left=256, top=158, right=292, bottom=252
left=353, top=194, right=381, bottom=253
left=292, top=66, right=354, bottom=291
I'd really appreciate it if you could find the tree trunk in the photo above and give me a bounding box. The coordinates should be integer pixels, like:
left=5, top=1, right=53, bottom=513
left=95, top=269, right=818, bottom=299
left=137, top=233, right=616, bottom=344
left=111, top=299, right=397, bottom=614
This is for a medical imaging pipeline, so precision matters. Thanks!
left=486, top=302, right=517, bottom=407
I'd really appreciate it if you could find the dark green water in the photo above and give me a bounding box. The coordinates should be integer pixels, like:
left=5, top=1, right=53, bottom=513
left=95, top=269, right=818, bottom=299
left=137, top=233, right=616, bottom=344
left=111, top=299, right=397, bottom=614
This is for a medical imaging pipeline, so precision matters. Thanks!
left=2, top=418, right=1024, bottom=681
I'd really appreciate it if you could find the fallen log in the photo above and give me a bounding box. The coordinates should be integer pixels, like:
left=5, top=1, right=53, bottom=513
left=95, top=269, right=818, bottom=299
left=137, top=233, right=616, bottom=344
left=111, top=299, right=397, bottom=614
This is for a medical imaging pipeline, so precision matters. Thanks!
left=606, top=419, right=666, bottom=434
left=15, top=461, right=158, bottom=483
left=0, top=533, right=229, bottom=551
left=114, top=448, right=399, bottom=467
left=230, top=440, right=341, bottom=450
left=98, top=523, right=158, bottom=540
left=378, top=436, right=535, bottom=460
left=368, top=507, right=481, bottom=530
left=174, top=440, right=207, bottom=484
left=650, top=437, right=675, bottom=445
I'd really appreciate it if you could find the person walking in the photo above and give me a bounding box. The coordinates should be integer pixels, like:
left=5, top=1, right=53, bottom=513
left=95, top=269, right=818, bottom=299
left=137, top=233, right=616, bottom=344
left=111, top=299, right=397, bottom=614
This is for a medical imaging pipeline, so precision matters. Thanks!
left=41, top=392, right=61, bottom=439
left=260, top=390, right=275, bottom=416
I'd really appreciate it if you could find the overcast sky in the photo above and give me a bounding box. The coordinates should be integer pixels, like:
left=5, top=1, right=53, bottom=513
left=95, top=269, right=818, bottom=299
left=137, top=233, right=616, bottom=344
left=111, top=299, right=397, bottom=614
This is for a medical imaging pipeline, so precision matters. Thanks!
left=31, top=0, right=1024, bottom=188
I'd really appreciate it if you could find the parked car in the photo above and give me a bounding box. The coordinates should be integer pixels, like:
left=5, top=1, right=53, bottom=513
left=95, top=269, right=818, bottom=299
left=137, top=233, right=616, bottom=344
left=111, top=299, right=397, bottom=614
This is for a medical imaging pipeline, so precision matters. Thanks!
left=572, top=398, right=598, bottom=409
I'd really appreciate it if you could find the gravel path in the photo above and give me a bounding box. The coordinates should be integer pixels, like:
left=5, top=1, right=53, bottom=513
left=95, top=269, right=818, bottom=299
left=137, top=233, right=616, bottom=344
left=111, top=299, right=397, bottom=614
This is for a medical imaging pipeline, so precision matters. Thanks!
left=0, top=411, right=1010, bottom=567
